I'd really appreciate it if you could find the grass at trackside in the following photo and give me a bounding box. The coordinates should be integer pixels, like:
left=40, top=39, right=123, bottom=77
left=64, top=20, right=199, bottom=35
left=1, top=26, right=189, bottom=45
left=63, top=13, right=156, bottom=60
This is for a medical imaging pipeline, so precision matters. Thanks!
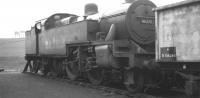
left=0, top=38, right=25, bottom=57
left=0, top=57, right=26, bottom=72
left=0, top=38, right=26, bottom=72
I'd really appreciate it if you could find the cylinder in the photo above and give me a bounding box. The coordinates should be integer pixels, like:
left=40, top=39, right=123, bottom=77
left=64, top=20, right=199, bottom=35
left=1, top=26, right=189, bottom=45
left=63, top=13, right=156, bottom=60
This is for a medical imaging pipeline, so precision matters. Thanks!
left=95, top=45, right=120, bottom=68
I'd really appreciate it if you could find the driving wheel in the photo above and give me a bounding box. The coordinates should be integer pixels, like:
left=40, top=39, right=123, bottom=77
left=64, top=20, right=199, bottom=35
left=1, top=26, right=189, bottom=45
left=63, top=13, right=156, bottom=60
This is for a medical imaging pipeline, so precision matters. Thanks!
left=66, top=61, right=79, bottom=80
left=124, top=69, right=144, bottom=93
left=87, top=68, right=104, bottom=85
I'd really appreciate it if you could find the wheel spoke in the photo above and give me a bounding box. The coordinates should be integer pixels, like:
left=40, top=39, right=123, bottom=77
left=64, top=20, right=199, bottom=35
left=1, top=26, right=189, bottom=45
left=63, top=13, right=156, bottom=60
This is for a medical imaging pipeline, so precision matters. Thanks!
left=66, top=61, right=79, bottom=80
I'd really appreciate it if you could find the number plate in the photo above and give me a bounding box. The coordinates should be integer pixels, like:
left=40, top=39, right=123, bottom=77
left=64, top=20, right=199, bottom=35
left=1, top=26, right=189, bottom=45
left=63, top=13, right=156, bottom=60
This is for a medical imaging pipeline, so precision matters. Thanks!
left=138, top=17, right=155, bottom=25
left=160, top=47, right=176, bottom=61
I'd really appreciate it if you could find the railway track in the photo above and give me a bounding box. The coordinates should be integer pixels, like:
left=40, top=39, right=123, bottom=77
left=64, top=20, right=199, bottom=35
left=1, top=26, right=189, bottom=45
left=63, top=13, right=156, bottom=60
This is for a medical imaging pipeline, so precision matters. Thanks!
left=23, top=72, right=166, bottom=98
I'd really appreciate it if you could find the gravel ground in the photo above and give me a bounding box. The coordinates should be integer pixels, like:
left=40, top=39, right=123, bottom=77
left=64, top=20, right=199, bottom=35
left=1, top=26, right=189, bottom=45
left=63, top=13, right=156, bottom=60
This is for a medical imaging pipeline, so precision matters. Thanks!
left=0, top=71, right=129, bottom=98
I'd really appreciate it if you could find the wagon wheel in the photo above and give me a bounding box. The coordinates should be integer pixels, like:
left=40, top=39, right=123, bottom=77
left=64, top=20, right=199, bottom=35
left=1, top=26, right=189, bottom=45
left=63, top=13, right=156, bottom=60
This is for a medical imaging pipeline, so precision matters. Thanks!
left=41, top=60, right=50, bottom=76
left=32, top=61, right=39, bottom=73
left=51, top=60, right=61, bottom=76
left=40, top=64, right=48, bottom=76
left=61, top=62, right=67, bottom=76
left=52, top=60, right=59, bottom=75
left=124, top=69, right=144, bottom=93
left=57, top=62, right=63, bottom=76
left=87, top=68, right=104, bottom=85
left=66, top=61, right=79, bottom=80
left=62, top=64, right=67, bottom=76
left=58, top=62, right=66, bottom=76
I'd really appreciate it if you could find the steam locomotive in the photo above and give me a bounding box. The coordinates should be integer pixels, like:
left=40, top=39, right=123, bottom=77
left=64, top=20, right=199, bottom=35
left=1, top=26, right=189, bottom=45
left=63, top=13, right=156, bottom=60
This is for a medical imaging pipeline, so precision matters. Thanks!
left=24, top=0, right=200, bottom=96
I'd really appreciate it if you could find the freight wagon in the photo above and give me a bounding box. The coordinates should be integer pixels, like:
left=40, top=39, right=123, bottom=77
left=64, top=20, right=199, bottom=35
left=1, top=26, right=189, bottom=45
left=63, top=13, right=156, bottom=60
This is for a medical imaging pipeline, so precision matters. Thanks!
left=155, top=0, right=200, bottom=96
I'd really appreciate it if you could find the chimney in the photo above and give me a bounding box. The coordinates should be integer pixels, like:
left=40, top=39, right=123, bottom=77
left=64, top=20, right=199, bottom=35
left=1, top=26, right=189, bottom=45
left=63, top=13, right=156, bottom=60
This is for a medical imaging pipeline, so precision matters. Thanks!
left=125, top=0, right=136, bottom=3
left=84, top=3, right=98, bottom=16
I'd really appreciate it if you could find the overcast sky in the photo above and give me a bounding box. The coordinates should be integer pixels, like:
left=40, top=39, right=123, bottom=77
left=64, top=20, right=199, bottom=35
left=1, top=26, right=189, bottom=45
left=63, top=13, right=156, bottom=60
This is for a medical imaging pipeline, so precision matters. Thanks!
left=0, top=0, right=184, bottom=38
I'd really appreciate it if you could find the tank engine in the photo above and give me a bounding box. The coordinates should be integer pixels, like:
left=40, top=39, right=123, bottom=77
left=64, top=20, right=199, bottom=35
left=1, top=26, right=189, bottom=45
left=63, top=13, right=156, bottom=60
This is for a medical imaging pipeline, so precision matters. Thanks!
left=24, top=0, right=159, bottom=93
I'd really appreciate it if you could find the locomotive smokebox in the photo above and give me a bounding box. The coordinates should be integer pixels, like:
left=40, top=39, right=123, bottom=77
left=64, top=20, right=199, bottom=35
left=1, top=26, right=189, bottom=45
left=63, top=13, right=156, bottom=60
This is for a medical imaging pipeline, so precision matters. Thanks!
left=100, top=0, right=156, bottom=45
